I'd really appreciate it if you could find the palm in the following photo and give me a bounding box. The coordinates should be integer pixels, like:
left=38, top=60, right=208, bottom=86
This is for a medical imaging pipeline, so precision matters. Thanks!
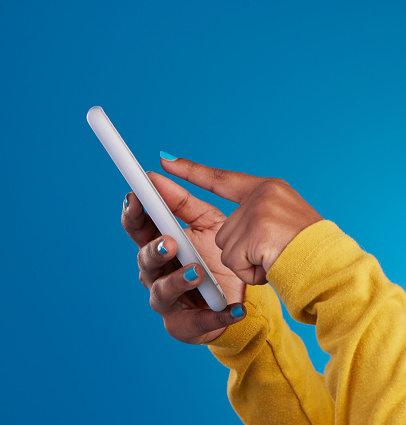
left=172, top=221, right=246, bottom=343
left=167, top=209, right=246, bottom=312
left=147, top=172, right=247, bottom=343
left=187, top=225, right=246, bottom=305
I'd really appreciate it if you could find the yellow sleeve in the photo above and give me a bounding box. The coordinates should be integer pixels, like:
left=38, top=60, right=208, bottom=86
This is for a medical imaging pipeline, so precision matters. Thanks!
left=206, top=282, right=335, bottom=424
left=267, top=220, right=406, bottom=424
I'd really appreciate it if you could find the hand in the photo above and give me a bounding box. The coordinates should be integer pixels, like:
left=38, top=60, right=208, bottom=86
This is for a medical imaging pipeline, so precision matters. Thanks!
left=160, top=155, right=324, bottom=285
left=121, top=172, right=247, bottom=345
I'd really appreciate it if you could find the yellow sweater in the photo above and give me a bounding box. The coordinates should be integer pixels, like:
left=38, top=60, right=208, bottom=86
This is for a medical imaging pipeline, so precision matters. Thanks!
left=207, top=220, right=406, bottom=424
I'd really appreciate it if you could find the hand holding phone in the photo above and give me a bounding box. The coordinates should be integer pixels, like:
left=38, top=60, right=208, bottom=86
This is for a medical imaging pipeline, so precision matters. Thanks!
left=87, top=106, right=227, bottom=311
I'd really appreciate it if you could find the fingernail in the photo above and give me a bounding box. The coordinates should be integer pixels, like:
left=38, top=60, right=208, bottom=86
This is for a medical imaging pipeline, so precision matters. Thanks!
left=160, top=151, right=178, bottom=161
left=231, top=305, right=245, bottom=318
left=184, top=266, right=198, bottom=281
left=157, top=239, right=168, bottom=254
left=124, top=193, right=130, bottom=208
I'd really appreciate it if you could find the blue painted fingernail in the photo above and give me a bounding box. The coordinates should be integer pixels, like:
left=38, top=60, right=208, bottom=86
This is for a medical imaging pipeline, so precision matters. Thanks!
left=124, top=193, right=130, bottom=208
left=184, top=266, right=198, bottom=281
left=231, top=305, right=245, bottom=318
left=157, top=239, right=168, bottom=254
left=160, top=151, right=178, bottom=161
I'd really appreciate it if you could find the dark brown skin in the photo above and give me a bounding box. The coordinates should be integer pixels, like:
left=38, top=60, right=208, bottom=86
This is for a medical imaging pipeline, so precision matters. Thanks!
left=121, top=157, right=323, bottom=344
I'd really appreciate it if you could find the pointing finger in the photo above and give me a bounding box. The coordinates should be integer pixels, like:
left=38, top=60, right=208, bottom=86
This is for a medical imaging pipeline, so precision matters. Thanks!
left=147, top=171, right=226, bottom=230
left=159, top=152, right=267, bottom=204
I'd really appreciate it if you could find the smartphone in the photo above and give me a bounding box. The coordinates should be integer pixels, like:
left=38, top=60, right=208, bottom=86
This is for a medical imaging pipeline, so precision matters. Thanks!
left=87, top=106, right=227, bottom=312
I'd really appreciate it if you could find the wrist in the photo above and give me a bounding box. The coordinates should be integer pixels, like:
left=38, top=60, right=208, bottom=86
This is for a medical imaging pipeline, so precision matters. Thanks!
left=266, top=219, right=344, bottom=322
left=262, top=216, right=325, bottom=273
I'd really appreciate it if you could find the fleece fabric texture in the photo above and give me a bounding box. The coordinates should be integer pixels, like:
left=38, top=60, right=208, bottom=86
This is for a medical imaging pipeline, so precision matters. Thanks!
left=207, top=220, right=406, bottom=424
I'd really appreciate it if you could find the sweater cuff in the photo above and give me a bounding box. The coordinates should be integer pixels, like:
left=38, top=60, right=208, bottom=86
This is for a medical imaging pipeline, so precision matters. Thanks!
left=266, top=220, right=357, bottom=323
left=205, top=284, right=276, bottom=355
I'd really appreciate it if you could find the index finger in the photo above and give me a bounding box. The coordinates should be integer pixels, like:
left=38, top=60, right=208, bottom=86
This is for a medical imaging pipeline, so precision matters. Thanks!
left=147, top=171, right=226, bottom=231
left=159, top=153, right=266, bottom=204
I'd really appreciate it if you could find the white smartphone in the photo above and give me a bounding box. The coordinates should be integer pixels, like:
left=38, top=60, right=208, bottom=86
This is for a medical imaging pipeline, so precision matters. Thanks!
left=87, top=106, right=227, bottom=312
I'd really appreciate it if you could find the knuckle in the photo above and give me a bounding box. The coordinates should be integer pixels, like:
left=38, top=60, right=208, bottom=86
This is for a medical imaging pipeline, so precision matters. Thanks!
left=139, top=270, right=148, bottom=287
left=149, top=282, right=162, bottom=311
left=137, top=249, right=146, bottom=270
left=137, top=240, right=160, bottom=271
left=146, top=240, right=156, bottom=261
left=258, top=179, right=289, bottom=198
left=268, top=177, right=289, bottom=187
left=188, top=161, right=199, bottom=172
left=220, top=250, right=231, bottom=268
left=172, top=191, right=191, bottom=216
left=212, top=168, right=230, bottom=181
left=206, top=168, right=230, bottom=194
left=215, top=229, right=225, bottom=249
left=149, top=295, right=158, bottom=312
left=276, top=178, right=289, bottom=187
left=227, top=257, right=239, bottom=272
left=185, top=161, right=199, bottom=180
left=167, top=272, right=180, bottom=294
left=259, top=179, right=277, bottom=192
left=122, top=208, right=147, bottom=236
left=215, top=312, right=228, bottom=328
left=149, top=294, right=155, bottom=309
left=121, top=212, right=128, bottom=230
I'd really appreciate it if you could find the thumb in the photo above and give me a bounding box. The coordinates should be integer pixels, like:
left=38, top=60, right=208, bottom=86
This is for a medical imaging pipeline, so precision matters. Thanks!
left=159, top=152, right=266, bottom=204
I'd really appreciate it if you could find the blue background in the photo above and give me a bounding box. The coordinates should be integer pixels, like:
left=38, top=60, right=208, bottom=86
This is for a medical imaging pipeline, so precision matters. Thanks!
left=1, top=1, right=406, bottom=424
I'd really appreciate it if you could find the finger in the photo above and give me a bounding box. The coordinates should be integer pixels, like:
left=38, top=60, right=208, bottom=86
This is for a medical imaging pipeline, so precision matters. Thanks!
left=219, top=223, right=247, bottom=268
left=174, top=303, right=247, bottom=341
left=215, top=204, right=246, bottom=249
left=121, top=192, right=160, bottom=248
left=221, top=236, right=267, bottom=285
left=160, top=154, right=267, bottom=204
left=147, top=171, right=226, bottom=230
left=138, top=236, right=179, bottom=290
left=150, top=264, right=204, bottom=314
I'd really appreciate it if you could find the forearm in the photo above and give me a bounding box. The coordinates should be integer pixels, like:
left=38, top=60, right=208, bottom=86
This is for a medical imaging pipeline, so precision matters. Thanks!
left=267, top=220, right=406, bottom=424
left=207, top=284, right=334, bottom=425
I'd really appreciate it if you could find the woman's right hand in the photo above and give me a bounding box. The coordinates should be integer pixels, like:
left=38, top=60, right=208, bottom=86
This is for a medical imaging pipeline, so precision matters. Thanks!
left=121, top=171, right=247, bottom=345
